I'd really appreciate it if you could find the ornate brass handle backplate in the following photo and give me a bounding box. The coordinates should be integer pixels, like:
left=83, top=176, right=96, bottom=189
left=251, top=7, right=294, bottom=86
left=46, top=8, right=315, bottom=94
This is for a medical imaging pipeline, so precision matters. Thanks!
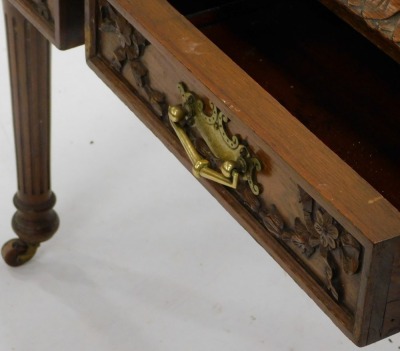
left=168, top=83, right=262, bottom=195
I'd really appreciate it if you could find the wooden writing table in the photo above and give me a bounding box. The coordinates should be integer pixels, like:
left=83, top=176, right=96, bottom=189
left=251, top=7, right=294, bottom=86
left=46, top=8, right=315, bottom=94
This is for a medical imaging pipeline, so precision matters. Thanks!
left=1, top=0, right=399, bottom=346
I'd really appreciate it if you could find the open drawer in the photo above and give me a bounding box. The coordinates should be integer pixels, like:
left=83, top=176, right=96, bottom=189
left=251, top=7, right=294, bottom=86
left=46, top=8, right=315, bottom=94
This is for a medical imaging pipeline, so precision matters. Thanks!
left=8, top=0, right=84, bottom=49
left=85, top=0, right=400, bottom=346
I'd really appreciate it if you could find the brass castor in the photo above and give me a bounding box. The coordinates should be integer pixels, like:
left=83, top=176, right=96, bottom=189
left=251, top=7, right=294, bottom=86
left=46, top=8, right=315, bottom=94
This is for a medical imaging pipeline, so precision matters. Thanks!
left=1, top=239, right=39, bottom=267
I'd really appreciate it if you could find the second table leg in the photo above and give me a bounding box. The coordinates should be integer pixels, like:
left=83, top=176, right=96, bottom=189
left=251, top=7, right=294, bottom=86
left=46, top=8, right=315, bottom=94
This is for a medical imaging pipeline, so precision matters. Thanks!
left=1, top=0, right=59, bottom=266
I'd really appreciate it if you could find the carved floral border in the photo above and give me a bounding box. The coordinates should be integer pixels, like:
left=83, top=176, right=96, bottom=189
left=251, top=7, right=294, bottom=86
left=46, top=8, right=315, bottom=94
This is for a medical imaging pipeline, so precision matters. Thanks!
left=98, top=1, right=166, bottom=116
left=236, top=184, right=362, bottom=302
left=96, top=0, right=362, bottom=305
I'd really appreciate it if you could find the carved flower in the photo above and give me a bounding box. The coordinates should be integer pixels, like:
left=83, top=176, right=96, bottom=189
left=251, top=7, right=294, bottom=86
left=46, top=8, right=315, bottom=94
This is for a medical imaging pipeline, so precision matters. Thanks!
left=313, top=210, right=339, bottom=250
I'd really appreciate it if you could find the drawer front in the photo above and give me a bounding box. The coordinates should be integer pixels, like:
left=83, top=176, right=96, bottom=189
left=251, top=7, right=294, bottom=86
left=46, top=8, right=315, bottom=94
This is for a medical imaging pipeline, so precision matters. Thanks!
left=86, top=0, right=400, bottom=346
left=9, top=0, right=83, bottom=49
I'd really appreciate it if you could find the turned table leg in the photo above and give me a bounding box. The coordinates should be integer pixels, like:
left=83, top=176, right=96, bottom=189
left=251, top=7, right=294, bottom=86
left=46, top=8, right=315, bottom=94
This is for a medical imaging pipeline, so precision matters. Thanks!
left=1, top=0, right=59, bottom=266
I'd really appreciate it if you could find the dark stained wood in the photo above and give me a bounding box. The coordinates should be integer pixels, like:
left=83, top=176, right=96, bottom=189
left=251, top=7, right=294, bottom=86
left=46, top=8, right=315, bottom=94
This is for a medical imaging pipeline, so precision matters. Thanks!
left=2, top=0, right=59, bottom=265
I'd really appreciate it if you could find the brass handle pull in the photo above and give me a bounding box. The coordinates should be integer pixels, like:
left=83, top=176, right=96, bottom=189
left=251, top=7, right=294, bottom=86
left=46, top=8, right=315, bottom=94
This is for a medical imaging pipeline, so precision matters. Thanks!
left=167, top=83, right=262, bottom=195
left=169, top=105, right=240, bottom=189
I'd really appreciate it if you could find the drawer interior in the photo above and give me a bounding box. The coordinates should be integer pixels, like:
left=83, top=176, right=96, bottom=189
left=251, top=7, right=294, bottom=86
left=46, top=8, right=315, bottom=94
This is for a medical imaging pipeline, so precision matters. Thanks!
left=169, top=0, right=400, bottom=211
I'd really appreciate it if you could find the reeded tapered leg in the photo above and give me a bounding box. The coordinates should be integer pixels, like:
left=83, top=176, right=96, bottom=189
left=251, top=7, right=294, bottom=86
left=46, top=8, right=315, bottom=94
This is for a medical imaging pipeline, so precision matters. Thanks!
left=1, top=0, right=59, bottom=266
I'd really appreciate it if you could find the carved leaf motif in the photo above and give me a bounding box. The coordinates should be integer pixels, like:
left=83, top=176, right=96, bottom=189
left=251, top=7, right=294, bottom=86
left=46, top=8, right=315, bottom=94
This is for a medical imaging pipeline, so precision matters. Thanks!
left=303, top=211, right=316, bottom=234
left=252, top=187, right=362, bottom=303
left=262, top=206, right=284, bottom=238
left=130, top=60, right=148, bottom=86
left=362, top=0, right=400, bottom=19
left=281, top=230, right=294, bottom=242
left=99, top=21, right=117, bottom=33
left=322, top=249, right=340, bottom=301
left=105, top=4, right=132, bottom=47
left=148, top=89, right=166, bottom=104
left=143, top=86, right=166, bottom=117
left=240, top=185, right=262, bottom=213
left=299, top=189, right=313, bottom=214
left=111, top=47, right=127, bottom=71
left=127, top=43, right=140, bottom=60
left=132, top=31, right=147, bottom=49
left=119, top=24, right=133, bottom=48
left=340, top=231, right=361, bottom=275
left=99, top=22, right=114, bottom=33
left=293, top=218, right=316, bottom=257
left=99, top=2, right=166, bottom=116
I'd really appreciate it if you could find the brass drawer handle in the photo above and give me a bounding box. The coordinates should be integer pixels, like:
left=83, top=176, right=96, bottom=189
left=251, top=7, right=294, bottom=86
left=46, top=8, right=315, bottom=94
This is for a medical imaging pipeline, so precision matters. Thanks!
left=168, top=83, right=262, bottom=195
left=169, top=105, right=240, bottom=189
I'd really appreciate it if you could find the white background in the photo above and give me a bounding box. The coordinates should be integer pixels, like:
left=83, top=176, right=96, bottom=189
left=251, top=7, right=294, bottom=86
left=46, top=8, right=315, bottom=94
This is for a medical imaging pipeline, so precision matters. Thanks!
left=0, top=7, right=398, bottom=351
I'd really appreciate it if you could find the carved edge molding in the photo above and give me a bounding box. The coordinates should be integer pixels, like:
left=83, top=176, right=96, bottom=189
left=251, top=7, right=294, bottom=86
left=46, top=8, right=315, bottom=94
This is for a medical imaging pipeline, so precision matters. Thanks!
left=30, top=0, right=53, bottom=23
left=339, top=0, right=400, bottom=47
left=98, top=1, right=167, bottom=116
